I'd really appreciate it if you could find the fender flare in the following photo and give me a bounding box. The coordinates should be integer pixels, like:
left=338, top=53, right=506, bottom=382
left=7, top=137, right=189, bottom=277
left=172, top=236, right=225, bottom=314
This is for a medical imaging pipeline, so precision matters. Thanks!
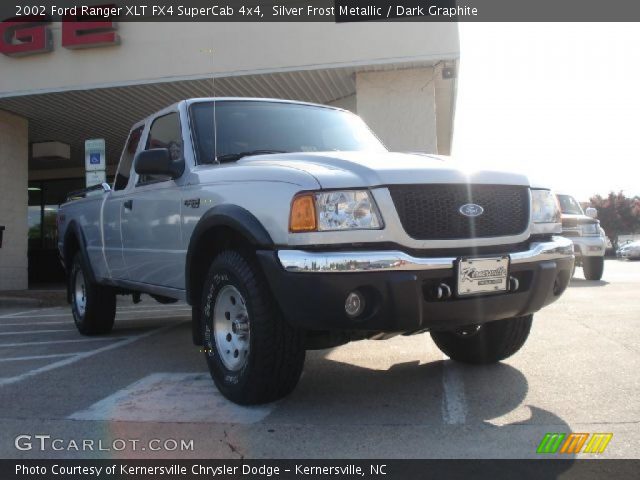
left=185, top=204, right=274, bottom=305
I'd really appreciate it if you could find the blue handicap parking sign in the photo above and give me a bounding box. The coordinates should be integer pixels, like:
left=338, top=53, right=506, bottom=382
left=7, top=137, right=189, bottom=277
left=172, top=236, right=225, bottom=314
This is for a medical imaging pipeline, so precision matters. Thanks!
left=90, top=152, right=101, bottom=165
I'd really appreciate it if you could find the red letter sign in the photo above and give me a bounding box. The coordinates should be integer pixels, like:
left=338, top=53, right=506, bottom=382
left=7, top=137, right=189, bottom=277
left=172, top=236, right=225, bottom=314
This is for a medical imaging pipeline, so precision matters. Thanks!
left=0, top=17, right=51, bottom=57
left=61, top=20, right=119, bottom=49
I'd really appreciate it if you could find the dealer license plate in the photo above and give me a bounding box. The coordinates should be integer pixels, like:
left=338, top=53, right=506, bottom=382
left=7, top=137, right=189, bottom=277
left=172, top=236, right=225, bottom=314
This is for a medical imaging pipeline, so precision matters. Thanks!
left=457, top=256, right=509, bottom=296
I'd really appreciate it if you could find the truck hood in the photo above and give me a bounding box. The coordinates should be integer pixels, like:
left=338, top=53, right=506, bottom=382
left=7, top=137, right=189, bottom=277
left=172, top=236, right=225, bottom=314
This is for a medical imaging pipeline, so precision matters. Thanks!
left=561, top=213, right=598, bottom=226
left=237, top=151, right=531, bottom=189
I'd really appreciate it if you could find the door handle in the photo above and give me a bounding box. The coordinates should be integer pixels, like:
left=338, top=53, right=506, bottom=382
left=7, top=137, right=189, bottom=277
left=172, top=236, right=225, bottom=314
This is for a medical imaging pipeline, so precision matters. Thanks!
left=123, top=199, right=133, bottom=210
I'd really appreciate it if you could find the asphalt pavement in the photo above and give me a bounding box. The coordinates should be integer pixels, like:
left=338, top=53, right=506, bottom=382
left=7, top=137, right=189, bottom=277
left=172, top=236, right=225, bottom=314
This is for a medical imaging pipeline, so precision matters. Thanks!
left=0, top=259, right=638, bottom=459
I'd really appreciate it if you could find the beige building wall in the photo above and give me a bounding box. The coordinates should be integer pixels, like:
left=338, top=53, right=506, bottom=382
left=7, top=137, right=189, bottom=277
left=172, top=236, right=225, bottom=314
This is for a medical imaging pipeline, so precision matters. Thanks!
left=327, top=94, right=356, bottom=113
left=356, top=68, right=438, bottom=153
left=0, top=22, right=458, bottom=290
left=0, top=110, right=28, bottom=290
left=0, top=22, right=459, bottom=97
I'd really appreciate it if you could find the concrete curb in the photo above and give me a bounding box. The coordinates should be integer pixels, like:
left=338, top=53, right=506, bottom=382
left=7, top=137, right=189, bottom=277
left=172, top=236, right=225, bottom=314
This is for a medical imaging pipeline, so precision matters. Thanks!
left=0, top=296, right=44, bottom=308
left=0, top=290, right=67, bottom=309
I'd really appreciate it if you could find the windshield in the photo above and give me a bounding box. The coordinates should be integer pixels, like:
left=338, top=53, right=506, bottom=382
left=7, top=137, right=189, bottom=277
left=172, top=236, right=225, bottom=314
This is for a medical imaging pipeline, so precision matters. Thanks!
left=190, top=100, right=386, bottom=164
left=556, top=194, right=584, bottom=215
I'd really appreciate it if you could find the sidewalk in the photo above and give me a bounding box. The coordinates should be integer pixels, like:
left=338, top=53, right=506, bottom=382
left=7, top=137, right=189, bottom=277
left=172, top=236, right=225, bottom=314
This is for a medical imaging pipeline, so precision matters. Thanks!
left=0, top=284, right=67, bottom=308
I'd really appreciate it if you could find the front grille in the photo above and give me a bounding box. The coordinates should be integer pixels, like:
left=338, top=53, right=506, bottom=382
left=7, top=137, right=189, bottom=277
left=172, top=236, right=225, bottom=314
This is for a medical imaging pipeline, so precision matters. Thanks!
left=389, top=184, right=530, bottom=240
left=561, top=229, right=581, bottom=237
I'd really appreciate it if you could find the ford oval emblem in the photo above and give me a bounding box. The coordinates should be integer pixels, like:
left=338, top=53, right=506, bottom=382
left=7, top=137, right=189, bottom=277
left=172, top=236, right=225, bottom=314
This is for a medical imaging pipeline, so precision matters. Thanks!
left=459, top=203, right=484, bottom=217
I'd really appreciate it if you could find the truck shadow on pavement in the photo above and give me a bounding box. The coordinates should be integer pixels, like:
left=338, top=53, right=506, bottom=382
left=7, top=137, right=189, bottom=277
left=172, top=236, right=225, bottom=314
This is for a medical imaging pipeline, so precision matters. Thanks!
left=270, top=351, right=575, bottom=467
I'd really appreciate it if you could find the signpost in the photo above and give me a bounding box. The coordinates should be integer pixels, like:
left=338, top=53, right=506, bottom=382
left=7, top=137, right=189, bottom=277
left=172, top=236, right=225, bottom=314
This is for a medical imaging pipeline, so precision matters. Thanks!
left=85, top=139, right=106, bottom=187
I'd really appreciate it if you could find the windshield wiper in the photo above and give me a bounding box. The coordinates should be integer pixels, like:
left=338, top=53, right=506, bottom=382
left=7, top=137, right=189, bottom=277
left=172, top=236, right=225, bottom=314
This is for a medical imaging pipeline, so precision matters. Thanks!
left=216, top=150, right=288, bottom=163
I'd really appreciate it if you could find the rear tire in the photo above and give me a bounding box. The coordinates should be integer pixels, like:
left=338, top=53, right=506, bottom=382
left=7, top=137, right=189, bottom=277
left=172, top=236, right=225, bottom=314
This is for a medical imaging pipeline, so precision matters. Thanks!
left=430, top=315, right=533, bottom=364
left=201, top=250, right=305, bottom=405
left=582, top=256, right=604, bottom=280
left=69, top=253, right=116, bottom=335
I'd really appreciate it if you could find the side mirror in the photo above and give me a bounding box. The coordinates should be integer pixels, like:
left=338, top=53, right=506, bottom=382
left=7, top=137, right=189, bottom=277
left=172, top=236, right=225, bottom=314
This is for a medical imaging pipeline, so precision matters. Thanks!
left=585, top=207, right=598, bottom=219
left=134, top=148, right=184, bottom=179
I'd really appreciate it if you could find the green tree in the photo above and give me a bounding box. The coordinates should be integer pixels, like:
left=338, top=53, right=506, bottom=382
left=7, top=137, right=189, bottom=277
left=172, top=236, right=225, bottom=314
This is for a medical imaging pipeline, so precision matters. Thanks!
left=589, top=191, right=640, bottom=249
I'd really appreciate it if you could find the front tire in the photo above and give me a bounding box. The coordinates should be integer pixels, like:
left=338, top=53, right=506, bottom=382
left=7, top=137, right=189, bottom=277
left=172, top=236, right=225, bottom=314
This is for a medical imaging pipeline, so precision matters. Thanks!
left=70, top=253, right=116, bottom=335
left=582, top=256, right=604, bottom=280
left=201, top=250, right=305, bottom=405
left=430, top=315, right=533, bottom=364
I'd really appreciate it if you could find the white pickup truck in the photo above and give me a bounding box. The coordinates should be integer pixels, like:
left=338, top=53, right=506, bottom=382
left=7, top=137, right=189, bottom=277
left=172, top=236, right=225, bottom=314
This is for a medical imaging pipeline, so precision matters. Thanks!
left=555, top=192, right=606, bottom=280
left=58, top=98, right=574, bottom=404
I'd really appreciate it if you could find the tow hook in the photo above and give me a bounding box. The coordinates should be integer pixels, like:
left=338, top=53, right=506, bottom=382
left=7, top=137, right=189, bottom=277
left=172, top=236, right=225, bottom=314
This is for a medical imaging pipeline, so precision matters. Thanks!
left=435, top=283, right=452, bottom=300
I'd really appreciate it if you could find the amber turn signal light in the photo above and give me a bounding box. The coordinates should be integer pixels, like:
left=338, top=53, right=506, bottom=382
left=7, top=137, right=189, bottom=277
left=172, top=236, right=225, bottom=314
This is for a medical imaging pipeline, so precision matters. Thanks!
left=289, top=194, right=317, bottom=232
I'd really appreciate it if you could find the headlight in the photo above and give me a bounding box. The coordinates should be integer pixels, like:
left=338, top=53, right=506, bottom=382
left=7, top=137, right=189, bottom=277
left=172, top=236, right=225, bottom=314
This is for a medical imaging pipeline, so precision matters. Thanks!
left=531, top=189, right=561, bottom=234
left=290, top=190, right=383, bottom=232
left=580, top=223, right=599, bottom=236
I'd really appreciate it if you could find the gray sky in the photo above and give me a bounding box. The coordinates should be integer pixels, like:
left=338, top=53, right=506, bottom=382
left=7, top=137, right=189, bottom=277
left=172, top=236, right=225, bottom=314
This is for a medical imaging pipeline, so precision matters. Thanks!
left=452, top=23, right=640, bottom=201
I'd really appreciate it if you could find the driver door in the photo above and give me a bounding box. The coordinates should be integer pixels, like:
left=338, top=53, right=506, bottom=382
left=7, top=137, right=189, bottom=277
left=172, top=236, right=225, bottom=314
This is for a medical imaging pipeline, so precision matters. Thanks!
left=120, top=111, right=185, bottom=289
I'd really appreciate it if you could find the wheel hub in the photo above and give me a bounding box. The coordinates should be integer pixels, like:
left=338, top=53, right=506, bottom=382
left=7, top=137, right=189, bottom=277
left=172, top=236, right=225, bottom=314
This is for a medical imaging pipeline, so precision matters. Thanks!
left=74, top=269, right=86, bottom=316
left=231, top=315, right=249, bottom=337
left=212, top=285, right=250, bottom=371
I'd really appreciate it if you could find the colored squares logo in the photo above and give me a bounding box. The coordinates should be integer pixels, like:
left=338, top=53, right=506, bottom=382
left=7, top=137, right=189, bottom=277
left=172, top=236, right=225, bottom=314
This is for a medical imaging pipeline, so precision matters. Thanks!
left=537, top=433, right=565, bottom=454
left=537, top=433, right=612, bottom=454
left=560, top=433, right=589, bottom=454
left=583, top=433, right=613, bottom=454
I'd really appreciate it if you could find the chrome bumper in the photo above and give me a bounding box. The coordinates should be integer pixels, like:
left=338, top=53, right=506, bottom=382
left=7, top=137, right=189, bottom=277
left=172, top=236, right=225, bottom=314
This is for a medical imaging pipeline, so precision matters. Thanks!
left=277, top=236, right=574, bottom=273
left=567, top=234, right=607, bottom=257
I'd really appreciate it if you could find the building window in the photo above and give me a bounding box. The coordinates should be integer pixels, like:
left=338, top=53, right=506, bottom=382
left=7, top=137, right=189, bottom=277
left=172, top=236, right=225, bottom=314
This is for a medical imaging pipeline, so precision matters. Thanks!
left=27, top=178, right=86, bottom=283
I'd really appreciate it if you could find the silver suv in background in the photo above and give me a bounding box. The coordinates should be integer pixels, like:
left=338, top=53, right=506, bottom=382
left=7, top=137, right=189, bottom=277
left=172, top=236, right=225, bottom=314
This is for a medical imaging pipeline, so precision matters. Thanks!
left=617, top=240, right=640, bottom=260
left=556, top=192, right=606, bottom=280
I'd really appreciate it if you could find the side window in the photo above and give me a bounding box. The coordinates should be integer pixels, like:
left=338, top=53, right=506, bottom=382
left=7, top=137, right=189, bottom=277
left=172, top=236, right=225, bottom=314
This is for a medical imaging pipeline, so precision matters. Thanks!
left=113, top=126, right=143, bottom=191
left=138, top=112, right=183, bottom=186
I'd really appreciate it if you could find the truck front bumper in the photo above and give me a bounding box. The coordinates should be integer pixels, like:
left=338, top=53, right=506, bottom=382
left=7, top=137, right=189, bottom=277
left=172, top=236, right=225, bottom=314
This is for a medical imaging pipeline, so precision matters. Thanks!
left=257, top=236, right=574, bottom=332
left=569, top=235, right=607, bottom=257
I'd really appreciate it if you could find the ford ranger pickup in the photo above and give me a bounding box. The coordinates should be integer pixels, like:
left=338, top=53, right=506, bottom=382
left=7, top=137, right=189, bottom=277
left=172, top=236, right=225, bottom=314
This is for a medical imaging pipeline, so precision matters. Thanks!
left=58, top=98, right=574, bottom=404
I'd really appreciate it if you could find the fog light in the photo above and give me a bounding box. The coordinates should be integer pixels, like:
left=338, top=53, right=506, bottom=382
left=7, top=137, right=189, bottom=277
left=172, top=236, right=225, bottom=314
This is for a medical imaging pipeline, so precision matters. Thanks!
left=345, top=291, right=365, bottom=318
